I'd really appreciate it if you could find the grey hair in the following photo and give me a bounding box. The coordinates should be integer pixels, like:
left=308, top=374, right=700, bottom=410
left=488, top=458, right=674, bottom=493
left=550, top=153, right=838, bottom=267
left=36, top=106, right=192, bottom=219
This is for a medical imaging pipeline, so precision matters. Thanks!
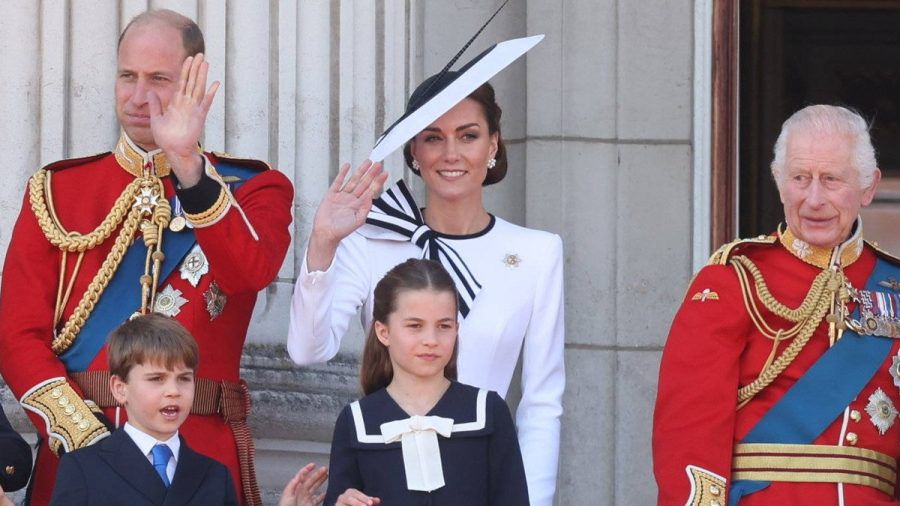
left=770, top=105, right=877, bottom=189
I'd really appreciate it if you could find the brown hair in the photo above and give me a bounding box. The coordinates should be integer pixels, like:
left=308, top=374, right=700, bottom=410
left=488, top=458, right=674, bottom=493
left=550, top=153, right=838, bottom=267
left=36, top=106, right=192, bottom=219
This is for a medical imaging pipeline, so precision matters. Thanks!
left=360, top=259, right=459, bottom=394
left=118, top=9, right=205, bottom=58
left=108, top=314, right=199, bottom=381
left=403, top=80, right=508, bottom=186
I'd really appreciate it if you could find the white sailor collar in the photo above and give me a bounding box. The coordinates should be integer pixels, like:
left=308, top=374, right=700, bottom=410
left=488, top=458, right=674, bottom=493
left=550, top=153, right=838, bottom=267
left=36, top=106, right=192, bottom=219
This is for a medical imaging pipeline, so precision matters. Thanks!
left=348, top=382, right=494, bottom=449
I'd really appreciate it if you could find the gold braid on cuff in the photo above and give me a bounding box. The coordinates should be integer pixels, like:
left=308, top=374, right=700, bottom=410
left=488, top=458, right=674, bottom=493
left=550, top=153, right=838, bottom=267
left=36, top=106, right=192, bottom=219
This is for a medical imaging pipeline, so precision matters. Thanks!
left=20, top=378, right=110, bottom=456
left=685, top=465, right=727, bottom=506
left=184, top=186, right=230, bottom=227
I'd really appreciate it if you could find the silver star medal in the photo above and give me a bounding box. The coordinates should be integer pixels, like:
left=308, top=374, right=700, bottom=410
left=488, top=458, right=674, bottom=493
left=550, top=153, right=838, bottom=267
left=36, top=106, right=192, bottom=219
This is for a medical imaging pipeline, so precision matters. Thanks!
left=866, top=388, right=898, bottom=435
left=180, top=245, right=209, bottom=287
left=204, top=281, right=227, bottom=320
left=891, top=354, right=900, bottom=391
left=133, top=187, right=158, bottom=214
left=154, top=285, right=188, bottom=317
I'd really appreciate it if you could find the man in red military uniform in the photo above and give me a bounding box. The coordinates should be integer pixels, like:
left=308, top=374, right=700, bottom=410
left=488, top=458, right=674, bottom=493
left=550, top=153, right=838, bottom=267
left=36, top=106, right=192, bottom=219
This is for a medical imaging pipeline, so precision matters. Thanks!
left=654, top=105, right=900, bottom=505
left=0, top=10, right=292, bottom=506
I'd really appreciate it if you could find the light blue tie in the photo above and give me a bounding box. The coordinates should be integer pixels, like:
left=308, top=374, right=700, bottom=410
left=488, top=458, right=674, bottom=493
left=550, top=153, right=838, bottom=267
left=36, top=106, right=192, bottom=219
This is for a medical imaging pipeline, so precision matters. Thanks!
left=151, top=444, right=172, bottom=488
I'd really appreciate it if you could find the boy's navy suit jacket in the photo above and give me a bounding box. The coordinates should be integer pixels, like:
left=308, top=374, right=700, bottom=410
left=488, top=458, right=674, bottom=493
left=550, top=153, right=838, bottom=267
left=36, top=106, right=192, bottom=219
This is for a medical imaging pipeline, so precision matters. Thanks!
left=50, top=428, right=238, bottom=505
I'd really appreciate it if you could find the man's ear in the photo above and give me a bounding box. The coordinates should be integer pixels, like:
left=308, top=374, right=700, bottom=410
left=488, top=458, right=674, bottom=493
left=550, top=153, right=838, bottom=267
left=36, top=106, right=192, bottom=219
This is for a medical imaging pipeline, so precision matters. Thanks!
left=109, top=374, right=128, bottom=405
left=374, top=321, right=390, bottom=347
left=861, top=168, right=882, bottom=207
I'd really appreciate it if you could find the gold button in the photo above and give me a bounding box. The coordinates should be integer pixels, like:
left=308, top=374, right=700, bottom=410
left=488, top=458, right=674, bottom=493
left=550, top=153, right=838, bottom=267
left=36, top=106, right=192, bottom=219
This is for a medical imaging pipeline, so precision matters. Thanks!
left=846, top=432, right=858, bottom=445
left=4, top=465, right=13, bottom=475
left=58, top=396, right=69, bottom=407
left=850, top=410, right=862, bottom=422
left=711, top=500, right=721, bottom=506
left=72, top=412, right=84, bottom=423
left=78, top=420, right=90, bottom=431
left=64, top=405, right=76, bottom=415
left=709, top=484, right=721, bottom=496
left=50, top=387, right=62, bottom=398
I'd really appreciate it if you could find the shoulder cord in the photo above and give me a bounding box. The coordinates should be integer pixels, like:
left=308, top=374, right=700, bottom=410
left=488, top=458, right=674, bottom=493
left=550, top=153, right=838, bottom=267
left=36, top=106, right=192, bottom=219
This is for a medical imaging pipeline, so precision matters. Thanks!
left=730, top=255, right=843, bottom=408
left=29, top=169, right=170, bottom=354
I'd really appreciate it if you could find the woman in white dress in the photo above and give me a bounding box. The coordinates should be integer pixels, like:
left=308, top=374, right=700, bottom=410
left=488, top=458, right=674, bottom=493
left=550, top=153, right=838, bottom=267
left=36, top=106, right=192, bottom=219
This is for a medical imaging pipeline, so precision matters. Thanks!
left=287, top=71, right=564, bottom=505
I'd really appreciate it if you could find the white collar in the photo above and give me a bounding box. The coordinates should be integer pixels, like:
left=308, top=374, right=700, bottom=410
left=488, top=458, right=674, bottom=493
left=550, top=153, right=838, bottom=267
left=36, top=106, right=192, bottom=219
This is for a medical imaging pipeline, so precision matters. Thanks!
left=123, top=422, right=181, bottom=462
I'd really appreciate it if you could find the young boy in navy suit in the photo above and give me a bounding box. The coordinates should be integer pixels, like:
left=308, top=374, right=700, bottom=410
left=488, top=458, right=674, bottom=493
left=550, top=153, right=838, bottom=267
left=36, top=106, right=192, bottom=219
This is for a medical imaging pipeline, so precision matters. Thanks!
left=50, top=314, right=237, bottom=505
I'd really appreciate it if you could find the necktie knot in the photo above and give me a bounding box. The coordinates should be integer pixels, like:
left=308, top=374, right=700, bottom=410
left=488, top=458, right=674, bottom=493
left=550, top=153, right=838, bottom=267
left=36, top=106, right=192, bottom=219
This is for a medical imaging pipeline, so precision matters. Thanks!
left=151, top=443, right=172, bottom=487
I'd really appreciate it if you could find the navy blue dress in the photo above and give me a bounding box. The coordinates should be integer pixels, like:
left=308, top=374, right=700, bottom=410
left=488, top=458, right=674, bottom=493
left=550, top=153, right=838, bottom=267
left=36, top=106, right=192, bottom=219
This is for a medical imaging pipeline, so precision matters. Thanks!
left=324, top=381, right=529, bottom=505
left=0, top=404, right=32, bottom=492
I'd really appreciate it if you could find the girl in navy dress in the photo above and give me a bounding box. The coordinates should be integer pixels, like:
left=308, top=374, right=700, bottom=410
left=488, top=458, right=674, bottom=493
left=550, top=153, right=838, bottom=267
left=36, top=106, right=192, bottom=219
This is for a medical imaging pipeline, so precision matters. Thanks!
left=325, top=258, right=529, bottom=506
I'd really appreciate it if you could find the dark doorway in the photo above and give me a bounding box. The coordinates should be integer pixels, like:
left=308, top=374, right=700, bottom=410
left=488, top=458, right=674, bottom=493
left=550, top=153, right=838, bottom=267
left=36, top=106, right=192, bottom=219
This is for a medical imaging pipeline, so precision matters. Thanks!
left=738, top=0, right=900, bottom=238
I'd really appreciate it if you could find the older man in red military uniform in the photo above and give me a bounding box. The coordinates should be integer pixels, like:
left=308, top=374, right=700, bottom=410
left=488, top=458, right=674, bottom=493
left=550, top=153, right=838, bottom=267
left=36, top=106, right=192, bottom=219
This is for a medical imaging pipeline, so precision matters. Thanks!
left=0, top=10, right=292, bottom=506
left=654, top=105, right=900, bottom=505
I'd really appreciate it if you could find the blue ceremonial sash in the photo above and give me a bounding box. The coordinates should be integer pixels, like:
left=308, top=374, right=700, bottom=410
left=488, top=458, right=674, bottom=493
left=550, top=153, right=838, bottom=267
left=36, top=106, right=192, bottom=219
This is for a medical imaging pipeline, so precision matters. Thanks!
left=59, top=203, right=196, bottom=372
left=729, top=258, right=900, bottom=505
left=59, top=161, right=260, bottom=372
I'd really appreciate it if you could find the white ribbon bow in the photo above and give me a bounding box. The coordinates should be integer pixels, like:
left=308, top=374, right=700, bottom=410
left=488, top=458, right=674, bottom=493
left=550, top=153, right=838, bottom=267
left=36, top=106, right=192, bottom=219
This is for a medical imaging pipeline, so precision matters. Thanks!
left=380, top=415, right=454, bottom=492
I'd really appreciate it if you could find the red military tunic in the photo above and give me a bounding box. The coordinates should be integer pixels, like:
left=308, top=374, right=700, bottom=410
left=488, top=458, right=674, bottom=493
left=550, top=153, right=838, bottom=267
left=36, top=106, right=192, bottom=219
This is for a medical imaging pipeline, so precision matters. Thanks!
left=654, top=225, right=900, bottom=505
left=0, top=133, right=293, bottom=505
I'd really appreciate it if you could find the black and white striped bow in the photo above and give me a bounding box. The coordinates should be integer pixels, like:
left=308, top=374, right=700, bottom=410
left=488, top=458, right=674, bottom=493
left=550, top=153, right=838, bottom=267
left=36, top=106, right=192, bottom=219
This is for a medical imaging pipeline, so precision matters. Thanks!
left=361, top=180, right=482, bottom=317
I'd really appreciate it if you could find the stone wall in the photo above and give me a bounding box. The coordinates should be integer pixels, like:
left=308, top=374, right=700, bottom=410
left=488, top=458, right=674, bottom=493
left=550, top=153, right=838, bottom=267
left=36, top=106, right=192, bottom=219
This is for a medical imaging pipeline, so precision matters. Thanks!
left=0, top=1, right=702, bottom=504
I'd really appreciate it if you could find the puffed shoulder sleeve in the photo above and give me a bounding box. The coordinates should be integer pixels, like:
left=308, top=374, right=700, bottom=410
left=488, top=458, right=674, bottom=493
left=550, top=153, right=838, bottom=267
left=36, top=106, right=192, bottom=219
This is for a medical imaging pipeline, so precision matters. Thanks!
left=516, top=233, right=564, bottom=506
left=287, top=232, right=372, bottom=365
left=324, top=405, right=363, bottom=506
left=488, top=391, right=530, bottom=505
left=653, top=264, right=748, bottom=506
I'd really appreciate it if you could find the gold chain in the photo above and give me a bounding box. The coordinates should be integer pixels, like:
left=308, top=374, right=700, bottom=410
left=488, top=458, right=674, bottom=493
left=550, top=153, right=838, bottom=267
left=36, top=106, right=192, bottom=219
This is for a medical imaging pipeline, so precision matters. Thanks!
left=29, top=169, right=169, bottom=354
left=730, top=255, right=844, bottom=408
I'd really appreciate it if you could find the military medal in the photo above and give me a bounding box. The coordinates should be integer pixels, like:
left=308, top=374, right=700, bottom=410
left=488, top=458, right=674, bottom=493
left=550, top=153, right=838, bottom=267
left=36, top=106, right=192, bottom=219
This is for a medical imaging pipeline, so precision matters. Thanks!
left=133, top=186, right=159, bottom=214
left=880, top=277, right=900, bottom=292
left=153, top=285, right=188, bottom=317
left=865, top=388, right=898, bottom=435
left=857, top=289, right=900, bottom=338
left=180, top=245, right=209, bottom=287
left=169, top=197, right=191, bottom=232
left=204, top=281, right=226, bottom=320
left=169, top=215, right=187, bottom=232
left=891, top=354, right=900, bottom=390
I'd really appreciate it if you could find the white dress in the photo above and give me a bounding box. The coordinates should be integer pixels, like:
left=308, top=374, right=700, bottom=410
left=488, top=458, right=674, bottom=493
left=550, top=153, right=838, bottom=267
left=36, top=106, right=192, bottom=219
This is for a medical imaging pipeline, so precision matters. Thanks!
left=288, top=210, right=565, bottom=506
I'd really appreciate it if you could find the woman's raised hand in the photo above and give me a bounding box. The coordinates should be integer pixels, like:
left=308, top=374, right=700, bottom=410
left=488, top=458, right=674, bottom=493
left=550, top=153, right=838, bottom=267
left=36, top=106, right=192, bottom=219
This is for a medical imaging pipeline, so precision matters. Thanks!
left=307, top=161, right=387, bottom=271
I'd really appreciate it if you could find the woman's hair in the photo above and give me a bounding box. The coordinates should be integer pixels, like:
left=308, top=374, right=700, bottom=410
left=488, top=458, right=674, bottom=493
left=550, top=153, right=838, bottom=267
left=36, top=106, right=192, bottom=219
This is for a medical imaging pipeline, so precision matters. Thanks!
left=403, top=75, right=508, bottom=186
left=360, top=259, right=460, bottom=394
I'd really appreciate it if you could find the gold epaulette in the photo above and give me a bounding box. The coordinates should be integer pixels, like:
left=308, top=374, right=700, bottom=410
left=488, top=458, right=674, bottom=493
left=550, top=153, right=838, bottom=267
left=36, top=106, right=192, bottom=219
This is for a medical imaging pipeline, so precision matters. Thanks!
left=866, top=240, right=900, bottom=266
left=20, top=378, right=110, bottom=455
left=707, top=235, right=777, bottom=265
left=40, top=152, right=109, bottom=173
